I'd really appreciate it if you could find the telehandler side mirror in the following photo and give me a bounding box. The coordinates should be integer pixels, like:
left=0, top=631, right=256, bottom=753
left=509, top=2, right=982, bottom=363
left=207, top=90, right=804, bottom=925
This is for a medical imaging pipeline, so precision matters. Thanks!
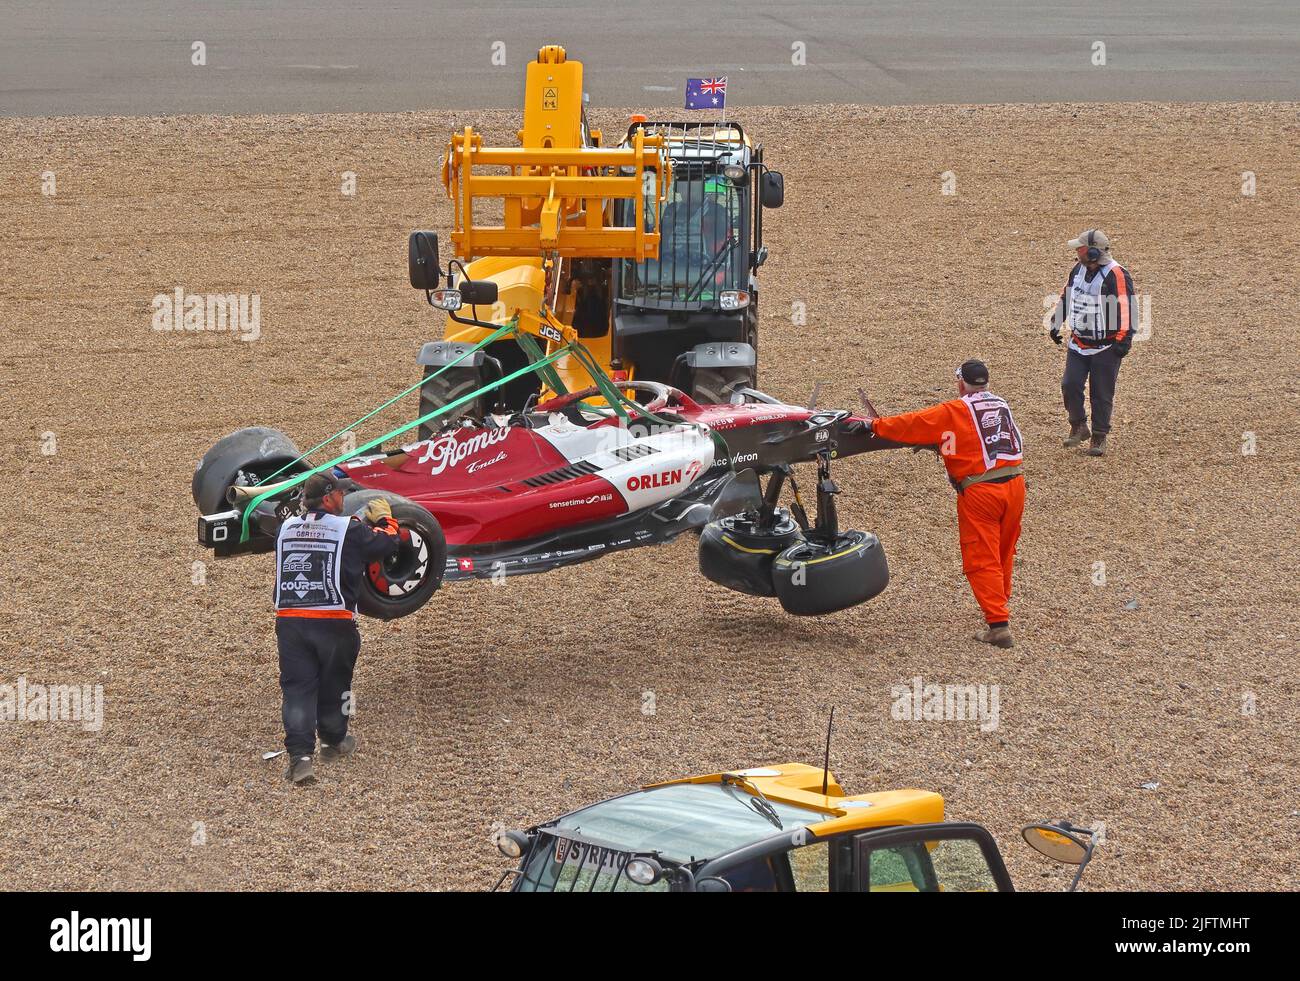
left=1021, top=821, right=1100, bottom=892
left=761, top=171, right=784, bottom=209
left=408, top=231, right=441, bottom=289
left=458, top=280, right=499, bottom=306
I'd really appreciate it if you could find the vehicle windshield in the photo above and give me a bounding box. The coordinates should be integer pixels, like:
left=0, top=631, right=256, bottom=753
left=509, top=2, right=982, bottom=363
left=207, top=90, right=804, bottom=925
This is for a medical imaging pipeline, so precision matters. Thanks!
left=552, top=782, right=824, bottom=863
left=619, top=164, right=746, bottom=308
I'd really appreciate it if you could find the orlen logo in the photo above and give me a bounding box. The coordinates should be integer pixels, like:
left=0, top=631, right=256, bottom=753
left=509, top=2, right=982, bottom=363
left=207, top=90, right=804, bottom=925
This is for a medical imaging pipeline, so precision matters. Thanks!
left=626, top=469, right=682, bottom=492
left=684, top=460, right=702, bottom=482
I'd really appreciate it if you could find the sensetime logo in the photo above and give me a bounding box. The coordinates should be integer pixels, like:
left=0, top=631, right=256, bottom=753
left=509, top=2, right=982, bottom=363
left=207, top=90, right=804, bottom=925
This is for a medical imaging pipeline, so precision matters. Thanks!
left=49, top=911, right=151, bottom=961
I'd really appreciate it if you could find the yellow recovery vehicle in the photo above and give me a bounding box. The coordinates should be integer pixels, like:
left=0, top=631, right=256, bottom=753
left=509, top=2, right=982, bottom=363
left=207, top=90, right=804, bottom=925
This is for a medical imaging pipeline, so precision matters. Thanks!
left=408, top=44, right=784, bottom=436
left=490, top=762, right=1103, bottom=893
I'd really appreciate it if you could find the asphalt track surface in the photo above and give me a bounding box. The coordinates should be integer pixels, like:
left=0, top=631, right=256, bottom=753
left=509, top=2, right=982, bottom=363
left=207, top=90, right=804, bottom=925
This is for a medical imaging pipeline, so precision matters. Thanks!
left=2, top=0, right=1298, bottom=117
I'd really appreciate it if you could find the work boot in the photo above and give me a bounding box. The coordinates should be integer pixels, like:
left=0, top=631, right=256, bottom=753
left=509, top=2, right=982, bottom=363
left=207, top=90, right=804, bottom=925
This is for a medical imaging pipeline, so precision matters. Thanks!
left=1063, top=422, right=1090, bottom=448
left=974, top=625, right=1014, bottom=649
left=320, top=734, right=356, bottom=760
left=286, top=755, right=316, bottom=784
left=1087, top=434, right=1108, bottom=457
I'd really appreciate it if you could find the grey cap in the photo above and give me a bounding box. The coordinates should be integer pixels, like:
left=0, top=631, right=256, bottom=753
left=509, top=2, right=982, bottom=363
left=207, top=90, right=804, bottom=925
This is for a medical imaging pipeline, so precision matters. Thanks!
left=1068, top=229, right=1111, bottom=256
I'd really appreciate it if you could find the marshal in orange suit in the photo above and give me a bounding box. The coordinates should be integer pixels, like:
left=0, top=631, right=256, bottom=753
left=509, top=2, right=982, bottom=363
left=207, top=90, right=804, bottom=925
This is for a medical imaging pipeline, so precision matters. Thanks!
left=864, top=360, right=1025, bottom=649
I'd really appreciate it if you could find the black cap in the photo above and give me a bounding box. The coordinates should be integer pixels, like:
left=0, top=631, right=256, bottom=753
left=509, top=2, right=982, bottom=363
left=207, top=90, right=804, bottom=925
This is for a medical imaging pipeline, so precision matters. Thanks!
left=957, top=359, right=989, bottom=386
left=302, top=472, right=342, bottom=505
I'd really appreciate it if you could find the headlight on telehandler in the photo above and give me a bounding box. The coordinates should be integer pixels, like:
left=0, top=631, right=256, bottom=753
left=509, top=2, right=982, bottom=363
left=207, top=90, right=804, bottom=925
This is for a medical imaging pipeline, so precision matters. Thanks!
left=719, top=290, right=750, bottom=311
left=429, top=288, right=463, bottom=311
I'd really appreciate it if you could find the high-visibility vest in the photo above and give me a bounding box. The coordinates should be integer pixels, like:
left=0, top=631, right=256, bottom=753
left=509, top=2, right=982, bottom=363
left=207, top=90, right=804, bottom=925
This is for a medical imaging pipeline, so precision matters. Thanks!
left=960, top=391, right=1024, bottom=472
left=274, top=511, right=351, bottom=614
left=1066, top=260, right=1133, bottom=353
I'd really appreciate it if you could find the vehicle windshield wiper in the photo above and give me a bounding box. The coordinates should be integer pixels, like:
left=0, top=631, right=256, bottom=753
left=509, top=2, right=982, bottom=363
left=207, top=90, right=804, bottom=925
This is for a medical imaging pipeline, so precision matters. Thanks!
left=721, top=773, right=783, bottom=830
left=684, top=235, right=738, bottom=302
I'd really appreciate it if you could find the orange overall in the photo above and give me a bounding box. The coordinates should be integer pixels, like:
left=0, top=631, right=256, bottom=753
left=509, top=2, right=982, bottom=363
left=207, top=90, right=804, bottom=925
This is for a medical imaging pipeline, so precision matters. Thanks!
left=873, top=394, right=1025, bottom=624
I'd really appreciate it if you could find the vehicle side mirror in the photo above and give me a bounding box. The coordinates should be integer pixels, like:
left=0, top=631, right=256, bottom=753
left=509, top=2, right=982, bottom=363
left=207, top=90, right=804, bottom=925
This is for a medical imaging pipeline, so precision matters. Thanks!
left=1022, top=821, right=1100, bottom=892
left=409, top=231, right=441, bottom=289
left=1021, top=824, right=1089, bottom=864
left=761, top=171, right=784, bottom=209
left=695, top=876, right=733, bottom=892
left=458, top=279, right=499, bottom=306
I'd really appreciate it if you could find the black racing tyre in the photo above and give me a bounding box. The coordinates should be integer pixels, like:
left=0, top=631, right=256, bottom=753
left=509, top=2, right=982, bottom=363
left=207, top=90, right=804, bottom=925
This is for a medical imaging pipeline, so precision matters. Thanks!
left=690, top=365, right=754, bottom=406
left=417, top=366, right=486, bottom=441
left=771, top=530, right=889, bottom=616
left=698, top=508, right=804, bottom=597
left=341, top=490, right=447, bottom=620
left=192, top=427, right=303, bottom=515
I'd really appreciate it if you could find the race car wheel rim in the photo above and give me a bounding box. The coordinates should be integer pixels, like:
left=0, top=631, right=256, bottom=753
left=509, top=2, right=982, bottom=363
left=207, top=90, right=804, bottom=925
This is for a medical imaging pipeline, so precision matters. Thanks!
left=367, top=527, right=430, bottom=598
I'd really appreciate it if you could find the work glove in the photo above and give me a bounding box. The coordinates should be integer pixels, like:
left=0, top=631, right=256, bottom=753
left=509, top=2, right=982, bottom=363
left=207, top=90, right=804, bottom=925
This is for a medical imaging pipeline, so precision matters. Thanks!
left=363, top=498, right=392, bottom=524
left=1049, top=326, right=1063, bottom=346
left=1113, top=340, right=1131, bottom=359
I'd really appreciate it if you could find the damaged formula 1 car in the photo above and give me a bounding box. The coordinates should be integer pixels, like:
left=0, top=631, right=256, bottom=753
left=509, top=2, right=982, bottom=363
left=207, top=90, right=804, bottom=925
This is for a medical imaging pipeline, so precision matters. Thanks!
left=192, top=60, right=903, bottom=619
left=193, top=299, right=900, bottom=620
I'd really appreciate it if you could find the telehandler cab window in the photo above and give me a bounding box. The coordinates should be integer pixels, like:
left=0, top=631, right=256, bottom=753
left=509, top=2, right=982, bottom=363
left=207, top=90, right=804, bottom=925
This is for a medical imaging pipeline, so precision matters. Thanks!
left=856, top=825, right=1013, bottom=893
left=516, top=833, right=670, bottom=893
left=620, top=171, right=745, bottom=308
left=546, top=783, right=822, bottom=861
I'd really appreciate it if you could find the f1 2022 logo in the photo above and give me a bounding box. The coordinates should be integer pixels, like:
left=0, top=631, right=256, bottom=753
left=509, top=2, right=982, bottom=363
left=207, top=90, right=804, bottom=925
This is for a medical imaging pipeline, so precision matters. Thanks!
left=282, top=552, right=314, bottom=573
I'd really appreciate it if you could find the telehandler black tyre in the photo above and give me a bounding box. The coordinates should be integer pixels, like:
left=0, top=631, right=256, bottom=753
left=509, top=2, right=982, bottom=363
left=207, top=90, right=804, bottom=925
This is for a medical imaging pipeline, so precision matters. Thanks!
left=690, top=365, right=753, bottom=405
left=417, top=367, right=488, bottom=440
left=771, top=531, right=889, bottom=616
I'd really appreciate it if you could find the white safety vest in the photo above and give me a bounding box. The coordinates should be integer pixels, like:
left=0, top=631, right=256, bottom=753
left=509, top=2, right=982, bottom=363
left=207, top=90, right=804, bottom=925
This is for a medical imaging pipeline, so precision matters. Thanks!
left=1066, top=261, right=1116, bottom=355
left=961, top=392, right=1023, bottom=471
left=274, top=512, right=351, bottom=612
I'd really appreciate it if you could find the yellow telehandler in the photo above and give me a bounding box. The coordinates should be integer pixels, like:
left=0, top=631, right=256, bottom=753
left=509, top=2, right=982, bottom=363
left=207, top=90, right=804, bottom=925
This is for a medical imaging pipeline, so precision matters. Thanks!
left=406, top=44, right=784, bottom=436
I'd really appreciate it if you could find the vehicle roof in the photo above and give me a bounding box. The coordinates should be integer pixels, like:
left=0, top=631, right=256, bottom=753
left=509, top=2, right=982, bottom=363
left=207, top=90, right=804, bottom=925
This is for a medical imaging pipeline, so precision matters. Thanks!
left=647, top=762, right=945, bottom=838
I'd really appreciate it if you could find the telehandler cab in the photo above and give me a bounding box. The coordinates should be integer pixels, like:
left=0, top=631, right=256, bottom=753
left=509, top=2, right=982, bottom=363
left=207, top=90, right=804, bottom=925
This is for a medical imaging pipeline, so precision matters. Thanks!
left=409, top=44, right=782, bottom=434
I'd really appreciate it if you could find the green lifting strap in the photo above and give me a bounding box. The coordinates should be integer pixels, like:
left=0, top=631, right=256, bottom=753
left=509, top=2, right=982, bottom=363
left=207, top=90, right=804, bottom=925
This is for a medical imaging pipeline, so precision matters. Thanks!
left=258, top=320, right=521, bottom=486
left=237, top=326, right=733, bottom=542
left=512, top=327, right=567, bottom=399
left=238, top=341, right=573, bottom=541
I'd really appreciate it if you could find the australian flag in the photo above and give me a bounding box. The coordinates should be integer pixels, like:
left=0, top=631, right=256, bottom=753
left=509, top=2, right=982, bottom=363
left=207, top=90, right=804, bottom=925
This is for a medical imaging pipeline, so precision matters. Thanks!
left=685, top=76, right=727, bottom=110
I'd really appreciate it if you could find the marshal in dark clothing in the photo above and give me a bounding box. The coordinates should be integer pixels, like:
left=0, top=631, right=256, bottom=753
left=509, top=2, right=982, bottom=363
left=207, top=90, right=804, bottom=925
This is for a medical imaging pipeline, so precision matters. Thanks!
left=273, top=472, right=398, bottom=785
left=1048, top=229, right=1137, bottom=457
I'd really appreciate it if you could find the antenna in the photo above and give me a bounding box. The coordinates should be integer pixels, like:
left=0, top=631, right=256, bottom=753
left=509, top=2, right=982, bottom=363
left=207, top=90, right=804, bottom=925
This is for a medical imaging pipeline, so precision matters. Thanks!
left=807, top=381, right=822, bottom=409
left=821, top=706, right=835, bottom=796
